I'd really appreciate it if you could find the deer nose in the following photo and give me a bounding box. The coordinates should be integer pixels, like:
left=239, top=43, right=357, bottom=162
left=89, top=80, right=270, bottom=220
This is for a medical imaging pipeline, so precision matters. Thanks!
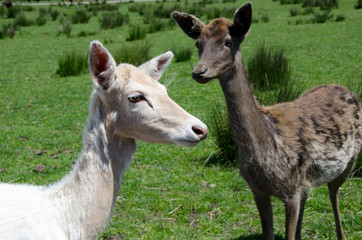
left=192, top=68, right=207, bottom=79
left=192, top=125, right=208, bottom=141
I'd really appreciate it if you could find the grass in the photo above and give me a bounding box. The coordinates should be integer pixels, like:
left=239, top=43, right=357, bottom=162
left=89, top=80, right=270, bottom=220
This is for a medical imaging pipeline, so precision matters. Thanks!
left=0, top=0, right=361, bottom=239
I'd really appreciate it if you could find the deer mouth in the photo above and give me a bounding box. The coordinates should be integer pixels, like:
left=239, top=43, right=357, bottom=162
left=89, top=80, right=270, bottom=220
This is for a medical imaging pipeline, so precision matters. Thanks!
left=192, top=68, right=214, bottom=83
left=175, top=139, right=201, bottom=147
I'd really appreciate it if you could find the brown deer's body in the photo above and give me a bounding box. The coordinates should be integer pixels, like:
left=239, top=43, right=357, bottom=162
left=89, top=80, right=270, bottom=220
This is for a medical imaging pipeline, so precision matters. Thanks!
left=173, top=3, right=361, bottom=240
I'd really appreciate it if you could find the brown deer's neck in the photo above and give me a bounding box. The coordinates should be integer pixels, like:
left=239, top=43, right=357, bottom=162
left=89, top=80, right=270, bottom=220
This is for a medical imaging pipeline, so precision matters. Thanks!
left=218, top=51, right=274, bottom=155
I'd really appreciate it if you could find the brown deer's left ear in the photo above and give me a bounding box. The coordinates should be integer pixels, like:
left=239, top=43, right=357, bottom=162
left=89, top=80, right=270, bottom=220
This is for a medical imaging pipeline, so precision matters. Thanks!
left=172, top=12, right=205, bottom=40
left=230, top=3, right=252, bottom=38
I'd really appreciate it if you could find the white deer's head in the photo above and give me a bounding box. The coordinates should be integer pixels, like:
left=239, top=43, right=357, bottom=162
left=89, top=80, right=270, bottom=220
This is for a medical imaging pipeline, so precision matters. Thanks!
left=89, top=41, right=208, bottom=147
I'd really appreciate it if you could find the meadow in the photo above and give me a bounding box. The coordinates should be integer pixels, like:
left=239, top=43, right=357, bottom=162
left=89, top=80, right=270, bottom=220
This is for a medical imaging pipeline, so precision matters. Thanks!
left=0, top=0, right=361, bottom=239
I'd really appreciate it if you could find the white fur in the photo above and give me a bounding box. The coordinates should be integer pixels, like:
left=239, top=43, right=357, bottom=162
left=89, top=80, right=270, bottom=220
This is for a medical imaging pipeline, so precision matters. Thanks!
left=0, top=41, right=207, bottom=240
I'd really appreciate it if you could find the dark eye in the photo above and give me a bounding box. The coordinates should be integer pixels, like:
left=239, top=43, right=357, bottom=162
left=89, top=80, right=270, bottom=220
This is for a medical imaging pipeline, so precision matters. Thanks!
left=225, top=40, right=233, bottom=48
left=128, top=94, right=144, bottom=103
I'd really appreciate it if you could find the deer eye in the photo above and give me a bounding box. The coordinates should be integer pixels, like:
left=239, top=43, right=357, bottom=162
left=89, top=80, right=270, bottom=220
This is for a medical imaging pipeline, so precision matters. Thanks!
left=128, top=94, right=144, bottom=103
left=225, top=40, right=233, bottom=48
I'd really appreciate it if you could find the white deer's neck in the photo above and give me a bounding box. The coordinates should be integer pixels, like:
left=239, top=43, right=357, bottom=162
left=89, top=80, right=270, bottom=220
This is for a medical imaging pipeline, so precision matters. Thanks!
left=219, top=51, right=274, bottom=155
left=48, top=94, right=136, bottom=239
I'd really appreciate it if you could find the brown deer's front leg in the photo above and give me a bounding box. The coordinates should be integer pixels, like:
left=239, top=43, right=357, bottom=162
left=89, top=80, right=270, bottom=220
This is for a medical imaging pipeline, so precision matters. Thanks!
left=284, top=192, right=302, bottom=240
left=253, top=191, right=274, bottom=240
left=295, top=191, right=308, bottom=240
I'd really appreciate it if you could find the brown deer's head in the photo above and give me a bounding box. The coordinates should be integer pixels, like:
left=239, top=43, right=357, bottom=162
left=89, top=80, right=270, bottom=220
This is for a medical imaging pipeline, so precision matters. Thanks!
left=172, top=3, right=252, bottom=83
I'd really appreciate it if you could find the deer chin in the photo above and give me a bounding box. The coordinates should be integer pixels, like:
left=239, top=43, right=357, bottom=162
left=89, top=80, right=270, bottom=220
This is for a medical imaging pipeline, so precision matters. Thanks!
left=193, top=77, right=214, bottom=84
left=174, top=139, right=201, bottom=147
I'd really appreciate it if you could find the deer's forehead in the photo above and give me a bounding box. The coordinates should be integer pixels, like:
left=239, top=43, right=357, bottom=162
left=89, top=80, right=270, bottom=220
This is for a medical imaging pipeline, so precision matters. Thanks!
left=201, top=18, right=232, bottom=40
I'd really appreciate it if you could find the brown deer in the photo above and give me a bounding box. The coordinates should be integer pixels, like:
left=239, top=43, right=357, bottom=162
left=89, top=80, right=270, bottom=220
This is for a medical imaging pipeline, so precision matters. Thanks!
left=173, top=3, right=361, bottom=240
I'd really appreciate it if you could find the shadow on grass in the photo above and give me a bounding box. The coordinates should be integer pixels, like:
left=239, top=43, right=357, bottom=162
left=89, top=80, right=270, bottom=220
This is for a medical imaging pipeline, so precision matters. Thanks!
left=231, top=234, right=284, bottom=240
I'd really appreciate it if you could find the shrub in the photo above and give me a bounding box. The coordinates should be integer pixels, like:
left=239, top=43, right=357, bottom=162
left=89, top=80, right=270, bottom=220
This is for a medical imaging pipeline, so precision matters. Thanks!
left=254, top=80, right=305, bottom=106
left=50, top=10, right=59, bottom=21
left=71, top=8, right=92, bottom=24
left=247, top=43, right=291, bottom=90
left=1, top=22, right=16, bottom=38
left=302, top=0, right=338, bottom=10
left=172, top=46, right=193, bottom=62
left=56, top=50, right=87, bottom=77
left=127, top=25, right=148, bottom=41
left=35, top=16, right=47, bottom=26
left=113, top=41, right=151, bottom=66
left=205, top=7, right=221, bottom=19
left=145, top=17, right=168, bottom=33
left=14, top=13, right=32, bottom=27
left=6, top=6, right=22, bottom=18
left=206, top=100, right=237, bottom=166
left=355, top=0, right=362, bottom=9
left=260, top=12, right=270, bottom=22
left=99, top=11, right=129, bottom=29
left=289, top=7, right=300, bottom=16
left=354, top=153, right=362, bottom=177
left=38, top=8, right=48, bottom=18
left=310, top=10, right=333, bottom=23
left=58, top=21, right=72, bottom=37
left=335, top=14, right=345, bottom=22
left=280, top=0, right=303, bottom=4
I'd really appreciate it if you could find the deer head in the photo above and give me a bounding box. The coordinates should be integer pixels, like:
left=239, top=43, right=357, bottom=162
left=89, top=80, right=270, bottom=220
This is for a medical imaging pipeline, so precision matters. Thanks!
left=172, top=3, right=252, bottom=83
left=89, top=41, right=208, bottom=147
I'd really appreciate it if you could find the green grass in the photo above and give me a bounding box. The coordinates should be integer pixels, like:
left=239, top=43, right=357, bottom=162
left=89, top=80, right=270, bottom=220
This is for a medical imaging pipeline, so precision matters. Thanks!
left=0, top=0, right=361, bottom=239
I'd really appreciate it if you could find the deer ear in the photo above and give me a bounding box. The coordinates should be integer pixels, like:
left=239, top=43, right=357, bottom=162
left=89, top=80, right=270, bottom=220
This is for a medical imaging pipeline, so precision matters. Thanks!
left=138, top=51, right=174, bottom=81
left=230, top=3, right=252, bottom=38
left=172, top=12, right=204, bottom=40
left=89, top=40, right=116, bottom=90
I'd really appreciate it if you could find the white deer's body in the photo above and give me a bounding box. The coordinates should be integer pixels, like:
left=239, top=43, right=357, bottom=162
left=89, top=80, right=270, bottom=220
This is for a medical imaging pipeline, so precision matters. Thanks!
left=0, top=41, right=208, bottom=240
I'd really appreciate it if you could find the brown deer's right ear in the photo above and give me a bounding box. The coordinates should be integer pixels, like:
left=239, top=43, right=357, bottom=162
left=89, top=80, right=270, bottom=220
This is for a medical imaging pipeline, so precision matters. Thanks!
left=172, top=12, right=205, bottom=39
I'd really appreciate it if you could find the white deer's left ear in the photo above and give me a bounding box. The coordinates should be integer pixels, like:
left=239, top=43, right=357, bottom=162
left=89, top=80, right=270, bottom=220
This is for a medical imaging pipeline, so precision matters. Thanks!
left=89, top=40, right=116, bottom=90
left=138, top=51, right=174, bottom=81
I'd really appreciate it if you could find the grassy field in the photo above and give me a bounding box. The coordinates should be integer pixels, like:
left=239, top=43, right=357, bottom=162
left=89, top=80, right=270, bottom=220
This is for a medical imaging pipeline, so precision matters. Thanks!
left=0, top=0, right=361, bottom=239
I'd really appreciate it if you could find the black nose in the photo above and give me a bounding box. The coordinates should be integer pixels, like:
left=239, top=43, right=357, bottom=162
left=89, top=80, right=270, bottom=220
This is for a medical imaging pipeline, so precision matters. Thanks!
left=192, top=68, right=207, bottom=80
left=192, top=126, right=208, bottom=141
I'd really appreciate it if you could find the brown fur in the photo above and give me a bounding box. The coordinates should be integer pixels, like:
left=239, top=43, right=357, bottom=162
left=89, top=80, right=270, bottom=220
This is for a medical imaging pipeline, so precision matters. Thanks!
left=173, top=3, right=361, bottom=240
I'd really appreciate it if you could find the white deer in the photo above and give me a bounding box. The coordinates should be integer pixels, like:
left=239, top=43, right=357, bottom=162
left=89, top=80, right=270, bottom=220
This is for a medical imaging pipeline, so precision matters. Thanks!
left=0, top=41, right=208, bottom=240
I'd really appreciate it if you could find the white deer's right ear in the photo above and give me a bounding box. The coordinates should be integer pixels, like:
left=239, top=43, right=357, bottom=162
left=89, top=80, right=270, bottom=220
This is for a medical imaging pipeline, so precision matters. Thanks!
left=89, top=40, right=116, bottom=90
left=138, top=51, right=174, bottom=81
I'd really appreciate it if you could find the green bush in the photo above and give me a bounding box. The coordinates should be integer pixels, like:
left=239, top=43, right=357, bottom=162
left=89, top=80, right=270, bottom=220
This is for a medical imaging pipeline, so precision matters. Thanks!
left=1, top=23, right=14, bottom=39
left=247, top=43, right=305, bottom=105
left=113, top=41, right=151, bottom=66
left=206, top=100, right=237, bottom=166
left=280, top=0, right=303, bottom=4
left=99, top=11, right=129, bottom=29
left=302, top=0, right=338, bottom=10
left=57, top=21, right=72, bottom=37
left=310, top=10, right=333, bottom=23
left=144, top=17, right=168, bottom=33
left=14, top=13, right=32, bottom=27
left=335, top=14, right=345, bottom=22
left=35, top=16, right=47, bottom=26
left=71, top=9, right=92, bottom=24
left=6, top=6, right=22, bottom=19
left=56, top=50, right=87, bottom=77
left=355, top=0, right=362, bottom=9
left=50, top=10, right=59, bottom=21
left=127, top=25, right=148, bottom=41
left=171, top=46, right=193, bottom=62
left=247, top=43, right=291, bottom=90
